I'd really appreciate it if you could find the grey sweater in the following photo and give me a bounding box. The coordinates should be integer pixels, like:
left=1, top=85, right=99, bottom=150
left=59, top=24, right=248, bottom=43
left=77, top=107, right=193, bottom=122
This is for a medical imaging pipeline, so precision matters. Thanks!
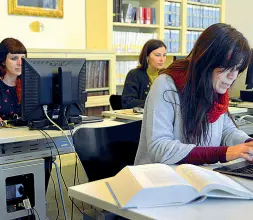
left=134, top=74, right=250, bottom=165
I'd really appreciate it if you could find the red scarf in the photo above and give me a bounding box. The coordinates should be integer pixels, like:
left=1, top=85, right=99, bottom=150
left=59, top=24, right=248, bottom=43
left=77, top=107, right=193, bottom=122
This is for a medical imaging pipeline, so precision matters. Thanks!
left=166, top=69, right=229, bottom=123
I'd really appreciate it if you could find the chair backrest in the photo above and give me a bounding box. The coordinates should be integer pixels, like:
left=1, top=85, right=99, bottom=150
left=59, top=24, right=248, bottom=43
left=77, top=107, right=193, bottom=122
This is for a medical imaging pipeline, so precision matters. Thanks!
left=109, top=94, right=122, bottom=110
left=73, top=120, right=142, bottom=181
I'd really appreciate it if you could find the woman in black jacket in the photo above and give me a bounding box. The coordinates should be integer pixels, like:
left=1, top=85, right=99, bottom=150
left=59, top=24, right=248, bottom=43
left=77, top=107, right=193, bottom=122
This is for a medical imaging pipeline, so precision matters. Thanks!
left=121, top=39, right=167, bottom=109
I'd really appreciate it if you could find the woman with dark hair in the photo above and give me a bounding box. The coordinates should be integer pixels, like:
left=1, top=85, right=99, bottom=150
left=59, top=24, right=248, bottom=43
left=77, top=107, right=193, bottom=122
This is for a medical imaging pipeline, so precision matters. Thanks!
left=121, top=39, right=167, bottom=109
left=135, top=23, right=253, bottom=165
left=0, top=37, right=26, bottom=121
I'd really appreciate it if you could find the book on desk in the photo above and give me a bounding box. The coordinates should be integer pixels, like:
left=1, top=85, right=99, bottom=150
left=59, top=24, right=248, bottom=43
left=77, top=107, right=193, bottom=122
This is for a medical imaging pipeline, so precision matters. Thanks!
left=106, top=163, right=253, bottom=209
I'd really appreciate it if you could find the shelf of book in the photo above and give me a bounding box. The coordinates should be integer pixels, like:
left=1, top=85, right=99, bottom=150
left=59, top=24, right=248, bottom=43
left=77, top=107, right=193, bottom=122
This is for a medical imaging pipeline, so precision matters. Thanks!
left=187, top=27, right=205, bottom=31
left=187, top=1, right=221, bottom=8
left=86, top=95, right=111, bottom=108
left=165, top=0, right=182, bottom=3
left=85, top=0, right=225, bottom=96
left=164, top=26, right=182, bottom=30
left=116, top=53, right=140, bottom=56
left=86, top=87, right=110, bottom=92
left=113, top=22, right=159, bottom=28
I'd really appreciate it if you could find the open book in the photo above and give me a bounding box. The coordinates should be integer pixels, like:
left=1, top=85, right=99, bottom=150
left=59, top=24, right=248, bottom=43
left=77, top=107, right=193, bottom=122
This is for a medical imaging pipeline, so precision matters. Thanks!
left=106, top=163, right=253, bottom=209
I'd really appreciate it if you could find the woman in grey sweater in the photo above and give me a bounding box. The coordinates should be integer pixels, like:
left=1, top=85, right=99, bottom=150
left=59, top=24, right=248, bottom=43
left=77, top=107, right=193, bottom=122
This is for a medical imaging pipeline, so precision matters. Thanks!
left=135, top=23, right=253, bottom=165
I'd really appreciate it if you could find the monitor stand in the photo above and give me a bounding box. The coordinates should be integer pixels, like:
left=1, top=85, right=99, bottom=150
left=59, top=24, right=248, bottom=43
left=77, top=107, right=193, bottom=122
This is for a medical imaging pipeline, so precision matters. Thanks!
left=28, top=116, right=81, bottom=130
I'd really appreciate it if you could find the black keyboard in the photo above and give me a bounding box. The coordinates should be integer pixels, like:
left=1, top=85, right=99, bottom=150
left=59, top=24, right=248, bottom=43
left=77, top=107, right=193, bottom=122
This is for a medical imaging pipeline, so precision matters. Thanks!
left=231, top=164, right=253, bottom=175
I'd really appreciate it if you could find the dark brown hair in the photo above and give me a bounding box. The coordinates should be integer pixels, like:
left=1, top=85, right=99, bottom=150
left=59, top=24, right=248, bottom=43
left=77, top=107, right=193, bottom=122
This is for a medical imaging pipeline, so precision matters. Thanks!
left=163, top=23, right=251, bottom=145
left=138, top=39, right=166, bottom=70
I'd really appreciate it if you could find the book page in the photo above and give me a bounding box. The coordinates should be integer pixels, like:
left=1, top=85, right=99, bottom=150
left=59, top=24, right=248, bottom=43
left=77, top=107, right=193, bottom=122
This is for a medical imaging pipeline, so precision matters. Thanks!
left=129, top=163, right=191, bottom=188
left=176, top=164, right=253, bottom=197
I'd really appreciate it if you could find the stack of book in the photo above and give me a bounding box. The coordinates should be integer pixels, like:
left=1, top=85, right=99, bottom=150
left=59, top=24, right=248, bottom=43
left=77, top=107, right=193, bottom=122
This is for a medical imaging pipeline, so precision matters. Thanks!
left=186, top=31, right=202, bottom=53
left=113, top=32, right=158, bottom=53
left=113, top=0, right=156, bottom=24
left=187, top=5, right=220, bottom=28
left=164, top=2, right=181, bottom=27
left=86, top=61, right=109, bottom=89
left=116, top=61, right=138, bottom=85
left=188, top=0, right=220, bottom=4
left=164, top=30, right=180, bottom=53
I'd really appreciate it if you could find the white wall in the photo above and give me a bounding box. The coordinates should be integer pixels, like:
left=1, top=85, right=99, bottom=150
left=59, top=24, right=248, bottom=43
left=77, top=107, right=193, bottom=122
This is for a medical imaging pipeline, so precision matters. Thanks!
left=0, top=0, right=86, bottom=49
left=225, top=0, right=253, bottom=47
left=225, top=0, right=253, bottom=97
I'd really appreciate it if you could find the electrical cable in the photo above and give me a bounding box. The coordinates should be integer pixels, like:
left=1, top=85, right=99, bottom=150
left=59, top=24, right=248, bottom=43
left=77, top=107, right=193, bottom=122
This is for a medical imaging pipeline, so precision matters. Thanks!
left=39, top=130, right=68, bottom=220
left=38, top=130, right=60, bottom=220
left=50, top=173, right=60, bottom=220
left=238, top=115, right=253, bottom=124
left=32, top=207, right=41, bottom=220
left=42, top=105, right=84, bottom=167
left=41, top=107, right=84, bottom=215
left=64, top=116, right=85, bottom=220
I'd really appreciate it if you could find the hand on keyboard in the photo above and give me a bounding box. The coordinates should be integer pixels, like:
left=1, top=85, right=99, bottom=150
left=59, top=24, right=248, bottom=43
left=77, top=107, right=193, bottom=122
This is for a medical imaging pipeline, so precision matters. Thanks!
left=226, top=142, right=253, bottom=162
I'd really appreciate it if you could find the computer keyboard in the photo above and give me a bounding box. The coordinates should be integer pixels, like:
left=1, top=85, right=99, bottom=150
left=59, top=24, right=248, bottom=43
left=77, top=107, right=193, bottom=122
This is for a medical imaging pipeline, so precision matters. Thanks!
left=231, top=164, right=253, bottom=175
left=235, top=118, right=252, bottom=126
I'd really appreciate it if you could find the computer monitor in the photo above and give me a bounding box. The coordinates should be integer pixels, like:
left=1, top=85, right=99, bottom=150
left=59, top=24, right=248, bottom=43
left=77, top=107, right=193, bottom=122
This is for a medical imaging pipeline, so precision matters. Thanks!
left=240, top=49, right=253, bottom=101
left=21, top=58, right=87, bottom=130
left=173, top=56, right=187, bottom=61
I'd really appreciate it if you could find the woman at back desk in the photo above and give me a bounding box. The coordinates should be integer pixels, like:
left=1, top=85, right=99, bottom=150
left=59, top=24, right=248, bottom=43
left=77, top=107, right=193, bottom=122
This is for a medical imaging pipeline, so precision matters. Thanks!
left=121, top=39, right=167, bottom=109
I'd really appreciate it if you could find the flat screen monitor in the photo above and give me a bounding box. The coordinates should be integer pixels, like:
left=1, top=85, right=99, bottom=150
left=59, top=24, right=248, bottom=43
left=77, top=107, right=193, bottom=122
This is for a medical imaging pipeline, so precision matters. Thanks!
left=173, top=56, right=187, bottom=61
left=21, top=58, right=87, bottom=129
left=240, top=49, right=253, bottom=102
left=245, top=50, right=253, bottom=89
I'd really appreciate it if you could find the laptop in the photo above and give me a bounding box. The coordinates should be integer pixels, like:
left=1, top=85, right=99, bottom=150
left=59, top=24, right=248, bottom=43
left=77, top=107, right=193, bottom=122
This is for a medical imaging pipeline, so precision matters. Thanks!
left=213, top=160, right=253, bottom=179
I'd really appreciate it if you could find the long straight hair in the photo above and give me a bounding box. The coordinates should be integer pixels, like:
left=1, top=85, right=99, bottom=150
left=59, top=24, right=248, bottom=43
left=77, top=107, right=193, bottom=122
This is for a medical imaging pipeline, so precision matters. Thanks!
left=164, top=23, right=251, bottom=145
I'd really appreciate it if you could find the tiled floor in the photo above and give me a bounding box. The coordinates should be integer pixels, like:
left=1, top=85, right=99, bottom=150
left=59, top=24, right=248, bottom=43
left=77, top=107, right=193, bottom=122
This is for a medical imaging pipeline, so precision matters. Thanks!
left=46, top=160, right=89, bottom=220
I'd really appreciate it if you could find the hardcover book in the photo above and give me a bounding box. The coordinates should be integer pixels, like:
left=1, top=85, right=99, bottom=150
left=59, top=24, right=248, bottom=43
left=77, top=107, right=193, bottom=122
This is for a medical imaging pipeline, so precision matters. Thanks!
left=106, top=163, right=253, bottom=209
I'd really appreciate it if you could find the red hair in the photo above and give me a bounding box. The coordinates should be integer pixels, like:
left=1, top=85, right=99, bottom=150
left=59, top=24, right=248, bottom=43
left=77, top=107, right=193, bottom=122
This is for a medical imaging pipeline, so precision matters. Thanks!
left=16, top=78, right=22, bottom=104
left=0, top=38, right=27, bottom=104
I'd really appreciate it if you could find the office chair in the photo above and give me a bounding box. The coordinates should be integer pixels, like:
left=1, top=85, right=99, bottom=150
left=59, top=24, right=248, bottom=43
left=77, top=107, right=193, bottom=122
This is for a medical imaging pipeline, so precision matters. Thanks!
left=73, top=120, right=142, bottom=182
left=109, top=94, right=122, bottom=110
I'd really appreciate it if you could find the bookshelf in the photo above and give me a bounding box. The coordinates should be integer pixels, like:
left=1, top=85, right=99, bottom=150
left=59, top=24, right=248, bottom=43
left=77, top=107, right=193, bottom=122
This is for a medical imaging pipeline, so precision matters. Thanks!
left=85, top=0, right=225, bottom=93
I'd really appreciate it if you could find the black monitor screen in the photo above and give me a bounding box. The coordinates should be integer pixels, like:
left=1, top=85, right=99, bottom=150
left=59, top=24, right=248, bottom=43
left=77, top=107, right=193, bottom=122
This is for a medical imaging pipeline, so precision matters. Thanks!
left=245, top=50, right=253, bottom=89
left=173, top=56, right=187, bottom=61
left=21, top=58, right=87, bottom=129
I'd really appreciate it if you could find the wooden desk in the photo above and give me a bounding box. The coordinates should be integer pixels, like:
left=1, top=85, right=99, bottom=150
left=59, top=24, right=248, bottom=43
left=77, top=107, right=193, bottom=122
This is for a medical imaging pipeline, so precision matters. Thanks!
left=228, top=106, right=248, bottom=114
left=102, top=107, right=248, bottom=122
left=69, top=164, right=253, bottom=220
left=0, top=119, right=125, bottom=144
left=230, top=101, right=253, bottom=109
left=102, top=109, right=143, bottom=121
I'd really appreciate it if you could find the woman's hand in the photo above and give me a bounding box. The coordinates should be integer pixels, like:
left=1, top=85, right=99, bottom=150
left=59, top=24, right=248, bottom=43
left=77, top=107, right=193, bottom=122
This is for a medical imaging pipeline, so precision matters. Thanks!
left=226, top=142, right=253, bottom=162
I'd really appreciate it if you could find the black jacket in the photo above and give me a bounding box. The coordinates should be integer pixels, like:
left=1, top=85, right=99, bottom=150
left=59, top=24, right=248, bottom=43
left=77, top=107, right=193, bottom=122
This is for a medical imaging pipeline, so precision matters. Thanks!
left=0, top=80, right=20, bottom=119
left=121, top=68, right=150, bottom=109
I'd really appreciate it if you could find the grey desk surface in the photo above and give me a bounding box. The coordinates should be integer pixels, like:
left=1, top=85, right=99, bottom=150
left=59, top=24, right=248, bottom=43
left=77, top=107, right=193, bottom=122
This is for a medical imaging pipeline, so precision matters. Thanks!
left=69, top=162, right=253, bottom=220
left=0, top=119, right=125, bottom=144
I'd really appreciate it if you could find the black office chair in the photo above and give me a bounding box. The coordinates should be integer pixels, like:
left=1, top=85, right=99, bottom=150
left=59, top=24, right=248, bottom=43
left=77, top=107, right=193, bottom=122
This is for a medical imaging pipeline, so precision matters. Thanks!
left=73, top=120, right=142, bottom=182
left=109, top=94, right=122, bottom=110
